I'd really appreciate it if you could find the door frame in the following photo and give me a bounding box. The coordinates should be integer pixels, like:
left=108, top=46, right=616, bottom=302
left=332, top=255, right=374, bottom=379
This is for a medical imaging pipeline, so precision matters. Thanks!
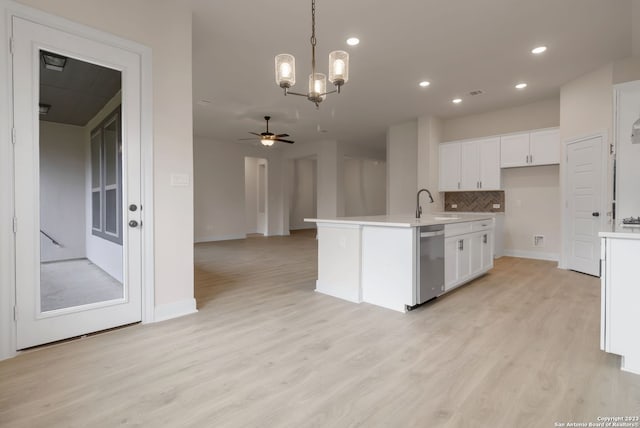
left=0, top=0, right=155, bottom=360
left=560, top=130, right=610, bottom=271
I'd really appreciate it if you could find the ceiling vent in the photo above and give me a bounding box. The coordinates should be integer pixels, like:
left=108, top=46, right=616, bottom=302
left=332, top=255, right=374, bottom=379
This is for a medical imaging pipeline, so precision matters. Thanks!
left=469, top=90, right=484, bottom=96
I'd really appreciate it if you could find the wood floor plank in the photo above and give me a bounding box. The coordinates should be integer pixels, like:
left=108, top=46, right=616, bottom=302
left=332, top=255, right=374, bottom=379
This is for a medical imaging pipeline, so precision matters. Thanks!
left=1, top=230, right=639, bottom=427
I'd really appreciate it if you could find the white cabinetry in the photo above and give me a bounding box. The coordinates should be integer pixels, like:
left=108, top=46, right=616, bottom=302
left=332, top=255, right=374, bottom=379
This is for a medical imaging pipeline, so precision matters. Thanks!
left=600, top=234, right=640, bottom=375
left=439, top=142, right=461, bottom=191
left=444, top=221, right=494, bottom=291
left=500, top=128, right=560, bottom=168
left=439, top=137, right=501, bottom=191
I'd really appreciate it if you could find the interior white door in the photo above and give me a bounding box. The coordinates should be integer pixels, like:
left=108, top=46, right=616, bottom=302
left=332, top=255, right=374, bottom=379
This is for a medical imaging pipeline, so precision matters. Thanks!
left=567, top=136, right=604, bottom=276
left=13, top=17, right=143, bottom=349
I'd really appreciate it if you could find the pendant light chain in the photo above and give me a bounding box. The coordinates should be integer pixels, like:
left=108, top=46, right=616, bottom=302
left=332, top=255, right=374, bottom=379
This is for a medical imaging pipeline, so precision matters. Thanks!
left=310, top=0, right=316, bottom=78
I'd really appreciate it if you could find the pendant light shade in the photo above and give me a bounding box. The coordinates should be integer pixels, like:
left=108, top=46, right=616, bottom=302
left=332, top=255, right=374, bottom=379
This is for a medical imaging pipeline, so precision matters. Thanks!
left=275, top=54, right=296, bottom=88
left=329, top=50, right=349, bottom=86
left=308, top=73, right=327, bottom=103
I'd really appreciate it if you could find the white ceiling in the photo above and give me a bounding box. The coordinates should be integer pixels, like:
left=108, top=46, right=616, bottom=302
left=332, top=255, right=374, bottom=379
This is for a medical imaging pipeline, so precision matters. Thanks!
left=191, top=0, right=632, bottom=148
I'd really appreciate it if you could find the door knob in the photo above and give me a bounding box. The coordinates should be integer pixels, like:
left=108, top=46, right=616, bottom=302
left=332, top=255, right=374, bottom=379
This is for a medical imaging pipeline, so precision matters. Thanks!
left=592, top=212, right=600, bottom=217
left=129, top=204, right=138, bottom=212
left=128, top=220, right=139, bottom=228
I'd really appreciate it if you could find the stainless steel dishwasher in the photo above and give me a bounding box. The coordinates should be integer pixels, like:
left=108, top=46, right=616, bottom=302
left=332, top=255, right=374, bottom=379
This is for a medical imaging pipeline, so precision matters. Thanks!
left=417, top=224, right=445, bottom=304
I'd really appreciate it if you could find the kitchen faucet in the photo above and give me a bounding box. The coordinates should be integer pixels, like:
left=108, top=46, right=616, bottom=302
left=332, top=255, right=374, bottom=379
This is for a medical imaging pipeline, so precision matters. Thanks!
left=416, top=188, right=435, bottom=218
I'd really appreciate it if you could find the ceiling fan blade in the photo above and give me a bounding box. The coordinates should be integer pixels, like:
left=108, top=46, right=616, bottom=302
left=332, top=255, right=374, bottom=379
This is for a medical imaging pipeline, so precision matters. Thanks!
left=248, top=132, right=261, bottom=136
left=274, top=138, right=295, bottom=144
left=275, top=133, right=289, bottom=138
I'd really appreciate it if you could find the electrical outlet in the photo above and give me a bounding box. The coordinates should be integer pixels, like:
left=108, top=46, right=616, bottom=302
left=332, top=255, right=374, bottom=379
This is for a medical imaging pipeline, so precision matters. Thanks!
left=492, top=204, right=500, bottom=209
left=451, top=204, right=458, bottom=209
left=533, top=235, right=545, bottom=247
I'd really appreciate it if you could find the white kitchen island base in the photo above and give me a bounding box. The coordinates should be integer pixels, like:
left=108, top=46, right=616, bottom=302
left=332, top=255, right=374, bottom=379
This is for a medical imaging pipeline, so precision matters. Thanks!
left=309, top=214, right=494, bottom=313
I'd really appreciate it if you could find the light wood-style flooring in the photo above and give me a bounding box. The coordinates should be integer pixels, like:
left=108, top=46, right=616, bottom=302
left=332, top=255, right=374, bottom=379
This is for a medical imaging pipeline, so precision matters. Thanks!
left=1, top=230, right=639, bottom=427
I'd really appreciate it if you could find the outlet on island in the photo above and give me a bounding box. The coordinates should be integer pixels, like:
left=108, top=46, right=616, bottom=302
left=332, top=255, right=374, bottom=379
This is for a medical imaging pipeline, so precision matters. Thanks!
left=493, top=204, right=500, bottom=209
left=451, top=204, right=457, bottom=209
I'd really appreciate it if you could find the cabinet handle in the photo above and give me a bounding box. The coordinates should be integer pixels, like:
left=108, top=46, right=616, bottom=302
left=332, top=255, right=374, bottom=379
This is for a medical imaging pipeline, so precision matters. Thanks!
left=530, top=154, right=533, bottom=164
left=483, top=234, right=487, bottom=244
left=458, top=239, right=464, bottom=251
left=479, top=181, right=482, bottom=189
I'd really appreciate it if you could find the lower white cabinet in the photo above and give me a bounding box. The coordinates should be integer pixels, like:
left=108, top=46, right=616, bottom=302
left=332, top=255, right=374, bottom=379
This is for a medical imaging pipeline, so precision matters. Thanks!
left=444, top=221, right=494, bottom=291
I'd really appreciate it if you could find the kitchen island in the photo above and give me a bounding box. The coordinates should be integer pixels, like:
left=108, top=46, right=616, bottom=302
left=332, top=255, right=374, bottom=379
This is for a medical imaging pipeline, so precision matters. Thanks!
left=599, top=225, right=640, bottom=375
left=305, top=214, right=495, bottom=312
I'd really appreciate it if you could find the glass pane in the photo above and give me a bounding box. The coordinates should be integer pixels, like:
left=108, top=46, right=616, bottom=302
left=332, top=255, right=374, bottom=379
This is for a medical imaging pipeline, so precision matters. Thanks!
left=105, top=188, right=117, bottom=234
left=104, top=119, right=117, bottom=186
left=91, top=133, right=101, bottom=188
left=39, top=50, right=123, bottom=313
left=92, top=191, right=101, bottom=229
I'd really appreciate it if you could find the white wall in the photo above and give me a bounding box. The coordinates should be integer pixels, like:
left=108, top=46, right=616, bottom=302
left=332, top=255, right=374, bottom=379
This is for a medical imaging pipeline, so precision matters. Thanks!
left=441, top=97, right=562, bottom=259
left=418, top=116, right=444, bottom=212
left=13, top=0, right=194, bottom=308
left=387, top=121, right=418, bottom=215
left=344, top=158, right=386, bottom=217
left=289, top=158, right=317, bottom=230
left=39, top=121, right=86, bottom=262
left=614, top=81, right=640, bottom=220
left=633, top=0, right=640, bottom=57
left=244, top=157, right=258, bottom=234
left=194, top=138, right=285, bottom=242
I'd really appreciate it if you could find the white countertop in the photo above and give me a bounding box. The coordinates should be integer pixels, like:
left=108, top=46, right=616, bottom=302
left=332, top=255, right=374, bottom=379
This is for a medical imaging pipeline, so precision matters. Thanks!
left=599, top=224, right=640, bottom=239
left=305, top=213, right=494, bottom=228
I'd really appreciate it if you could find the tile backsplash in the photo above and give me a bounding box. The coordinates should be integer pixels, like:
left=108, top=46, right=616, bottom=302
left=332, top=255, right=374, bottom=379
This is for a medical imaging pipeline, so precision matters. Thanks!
left=444, top=191, right=505, bottom=213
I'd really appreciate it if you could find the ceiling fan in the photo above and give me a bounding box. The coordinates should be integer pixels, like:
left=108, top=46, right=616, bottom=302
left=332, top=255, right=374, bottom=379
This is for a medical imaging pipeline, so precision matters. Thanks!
left=239, top=116, right=295, bottom=146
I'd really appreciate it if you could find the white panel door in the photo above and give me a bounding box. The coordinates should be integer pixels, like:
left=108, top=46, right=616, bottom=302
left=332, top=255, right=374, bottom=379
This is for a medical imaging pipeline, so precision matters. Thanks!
left=478, top=137, right=501, bottom=190
left=460, top=141, right=480, bottom=190
left=439, top=143, right=461, bottom=191
left=481, top=232, right=494, bottom=271
left=13, top=17, right=143, bottom=349
left=500, top=133, right=530, bottom=168
left=530, top=128, right=560, bottom=166
left=567, top=136, right=603, bottom=276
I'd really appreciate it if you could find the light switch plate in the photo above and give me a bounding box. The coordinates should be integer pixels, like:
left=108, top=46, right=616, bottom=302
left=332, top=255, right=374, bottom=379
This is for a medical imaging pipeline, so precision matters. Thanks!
left=493, top=204, right=500, bottom=209
left=170, top=173, right=190, bottom=186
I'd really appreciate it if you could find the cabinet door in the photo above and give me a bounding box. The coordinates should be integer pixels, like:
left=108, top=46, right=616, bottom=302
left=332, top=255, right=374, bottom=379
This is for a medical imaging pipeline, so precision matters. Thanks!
left=530, top=128, right=560, bottom=166
left=460, top=141, right=480, bottom=190
left=456, top=237, right=471, bottom=282
left=481, top=232, right=493, bottom=270
left=478, top=137, right=501, bottom=190
left=439, top=143, right=461, bottom=191
left=444, top=237, right=459, bottom=290
left=500, top=133, right=530, bottom=168
left=469, top=233, right=483, bottom=277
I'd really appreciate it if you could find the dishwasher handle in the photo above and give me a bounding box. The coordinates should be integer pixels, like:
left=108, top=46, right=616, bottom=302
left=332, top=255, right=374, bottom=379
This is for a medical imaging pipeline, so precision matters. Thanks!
left=420, top=230, right=445, bottom=238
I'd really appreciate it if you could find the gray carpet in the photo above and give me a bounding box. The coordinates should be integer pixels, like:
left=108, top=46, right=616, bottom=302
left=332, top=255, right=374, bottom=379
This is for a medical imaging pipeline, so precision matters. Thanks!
left=40, top=258, right=123, bottom=312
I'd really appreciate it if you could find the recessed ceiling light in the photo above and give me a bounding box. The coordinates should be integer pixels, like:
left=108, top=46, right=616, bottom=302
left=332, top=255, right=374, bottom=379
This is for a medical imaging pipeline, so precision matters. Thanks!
left=515, top=83, right=528, bottom=89
left=346, top=37, right=360, bottom=46
left=419, top=81, right=430, bottom=88
left=531, top=46, right=547, bottom=54
left=452, top=98, right=462, bottom=104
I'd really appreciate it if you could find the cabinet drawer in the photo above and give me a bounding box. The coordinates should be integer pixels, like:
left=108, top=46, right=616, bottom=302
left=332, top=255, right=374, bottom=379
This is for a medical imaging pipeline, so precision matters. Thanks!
left=471, top=220, right=493, bottom=232
left=445, top=222, right=472, bottom=237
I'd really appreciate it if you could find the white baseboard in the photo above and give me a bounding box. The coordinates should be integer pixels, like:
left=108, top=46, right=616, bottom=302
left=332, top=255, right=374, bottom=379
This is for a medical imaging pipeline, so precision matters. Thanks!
left=194, top=234, right=246, bottom=243
left=503, top=249, right=559, bottom=262
left=290, top=225, right=317, bottom=231
left=315, top=280, right=361, bottom=304
left=154, top=298, right=198, bottom=322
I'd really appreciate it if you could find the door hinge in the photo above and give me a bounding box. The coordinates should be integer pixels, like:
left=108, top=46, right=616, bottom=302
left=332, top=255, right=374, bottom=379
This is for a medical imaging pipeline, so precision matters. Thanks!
left=610, top=144, right=614, bottom=155
left=13, top=305, right=17, bottom=321
left=11, top=127, right=16, bottom=145
left=12, top=217, right=17, bottom=233
left=9, top=37, right=13, bottom=55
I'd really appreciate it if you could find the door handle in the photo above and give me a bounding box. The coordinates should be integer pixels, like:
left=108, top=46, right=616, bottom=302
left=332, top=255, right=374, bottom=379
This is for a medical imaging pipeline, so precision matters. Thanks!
left=483, top=234, right=487, bottom=244
left=592, top=212, right=600, bottom=217
left=128, top=220, right=139, bottom=228
left=458, top=240, right=464, bottom=251
left=129, top=204, right=138, bottom=212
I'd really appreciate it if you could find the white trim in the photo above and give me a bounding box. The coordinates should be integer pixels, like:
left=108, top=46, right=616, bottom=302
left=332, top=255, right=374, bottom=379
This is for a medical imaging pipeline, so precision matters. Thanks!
left=0, top=0, right=154, bottom=358
left=194, top=234, right=247, bottom=243
left=503, top=249, right=560, bottom=262
left=289, top=225, right=317, bottom=231
left=154, top=298, right=197, bottom=323
left=560, top=131, right=610, bottom=272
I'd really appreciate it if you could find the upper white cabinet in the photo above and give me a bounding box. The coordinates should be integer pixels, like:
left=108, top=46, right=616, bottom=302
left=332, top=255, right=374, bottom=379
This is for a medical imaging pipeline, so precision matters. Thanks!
left=500, top=128, right=560, bottom=168
left=439, top=142, right=461, bottom=191
left=439, top=137, right=501, bottom=191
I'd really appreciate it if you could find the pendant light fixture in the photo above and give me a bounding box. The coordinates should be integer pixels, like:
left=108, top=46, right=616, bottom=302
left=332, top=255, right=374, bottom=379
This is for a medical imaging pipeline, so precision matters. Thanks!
left=275, top=0, right=349, bottom=107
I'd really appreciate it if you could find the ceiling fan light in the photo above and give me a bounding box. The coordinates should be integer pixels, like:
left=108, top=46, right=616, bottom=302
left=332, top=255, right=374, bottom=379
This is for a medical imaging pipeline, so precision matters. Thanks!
left=308, top=73, right=327, bottom=103
left=275, top=54, right=296, bottom=88
left=261, top=138, right=275, bottom=147
left=329, top=50, right=349, bottom=86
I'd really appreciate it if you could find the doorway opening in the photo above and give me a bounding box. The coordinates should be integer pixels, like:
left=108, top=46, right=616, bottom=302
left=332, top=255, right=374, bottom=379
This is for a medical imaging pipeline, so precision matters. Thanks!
left=245, top=157, right=269, bottom=236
